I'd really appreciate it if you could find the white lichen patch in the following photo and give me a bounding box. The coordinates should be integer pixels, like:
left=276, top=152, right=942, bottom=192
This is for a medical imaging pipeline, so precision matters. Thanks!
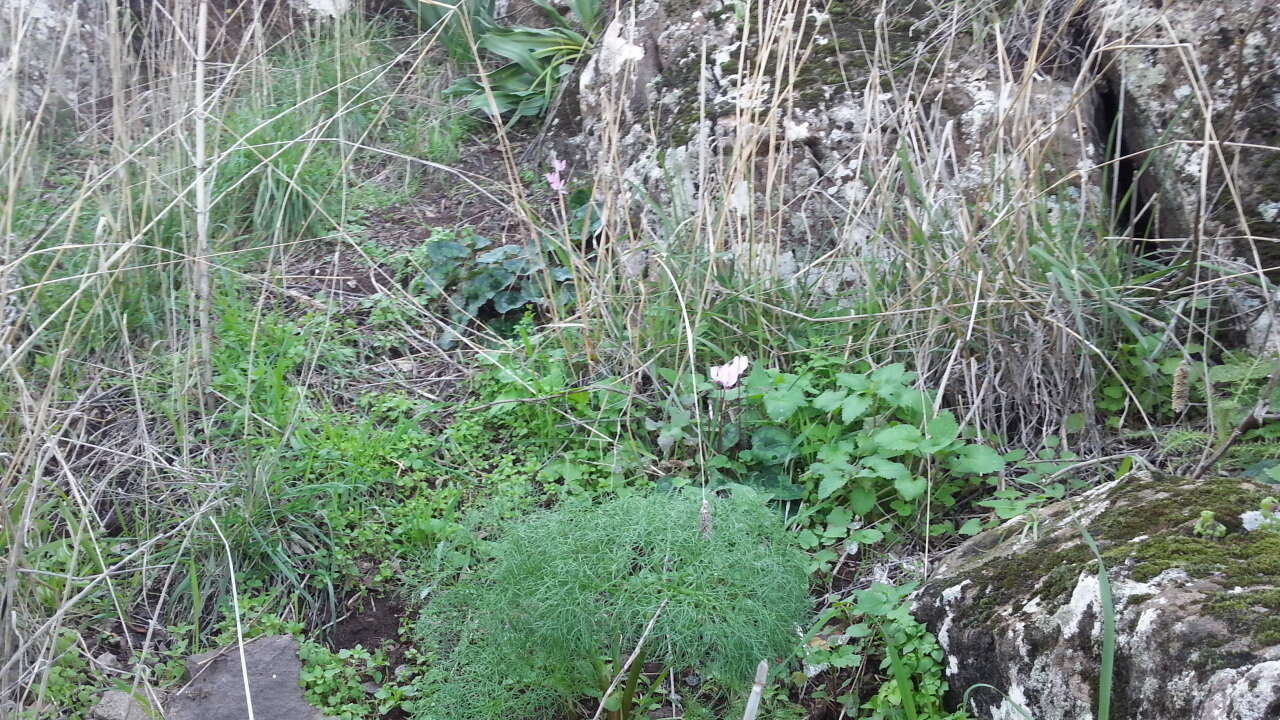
left=784, top=119, right=811, bottom=142
left=1054, top=572, right=1100, bottom=638
left=1201, top=661, right=1280, bottom=719
left=1258, top=201, right=1280, bottom=224
left=597, top=22, right=647, bottom=76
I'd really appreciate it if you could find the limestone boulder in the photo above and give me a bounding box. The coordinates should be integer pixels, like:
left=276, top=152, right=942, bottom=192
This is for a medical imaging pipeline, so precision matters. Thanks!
left=1087, top=0, right=1280, bottom=352
left=575, top=0, right=1103, bottom=283
left=574, top=0, right=1280, bottom=346
left=0, top=0, right=112, bottom=123
left=913, top=472, right=1280, bottom=720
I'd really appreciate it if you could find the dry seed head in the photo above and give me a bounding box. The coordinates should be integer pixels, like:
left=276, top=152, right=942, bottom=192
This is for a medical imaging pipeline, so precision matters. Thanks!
left=1172, top=361, right=1190, bottom=414
left=699, top=499, right=713, bottom=539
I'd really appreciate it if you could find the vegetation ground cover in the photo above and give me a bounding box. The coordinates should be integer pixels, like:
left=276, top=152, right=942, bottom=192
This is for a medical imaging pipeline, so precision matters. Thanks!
left=3, top=1, right=1280, bottom=719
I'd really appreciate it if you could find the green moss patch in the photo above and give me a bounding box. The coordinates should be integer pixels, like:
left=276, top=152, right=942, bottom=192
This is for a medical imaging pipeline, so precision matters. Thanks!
left=952, top=473, right=1278, bottom=637
left=1205, top=589, right=1280, bottom=646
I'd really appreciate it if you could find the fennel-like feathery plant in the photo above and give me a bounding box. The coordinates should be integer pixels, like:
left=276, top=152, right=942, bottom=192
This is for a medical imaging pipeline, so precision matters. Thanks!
left=411, top=489, right=810, bottom=720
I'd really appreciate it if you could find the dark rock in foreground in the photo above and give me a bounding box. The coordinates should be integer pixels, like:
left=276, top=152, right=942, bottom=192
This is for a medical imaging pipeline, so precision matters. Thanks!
left=168, top=634, right=330, bottom=720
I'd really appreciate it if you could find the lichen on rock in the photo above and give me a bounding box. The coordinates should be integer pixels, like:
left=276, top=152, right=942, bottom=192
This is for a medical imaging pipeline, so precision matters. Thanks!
left=915, top=472, right=1280, bottom=720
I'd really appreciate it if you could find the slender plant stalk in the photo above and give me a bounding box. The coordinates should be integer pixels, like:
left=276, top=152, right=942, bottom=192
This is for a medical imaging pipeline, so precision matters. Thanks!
left=591, top=599, right=667, bottom=720
left=741, top=660, right=769, bottom=720
left=193, top=0, right=213, bottom=396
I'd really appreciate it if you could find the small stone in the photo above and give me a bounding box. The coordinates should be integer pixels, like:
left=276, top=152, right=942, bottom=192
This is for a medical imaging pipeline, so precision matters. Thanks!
left=90, top=690, right=149, bottom=720
left=169, top=635, right=332, bottom=720
left=95, top=651, right=121, bottom=671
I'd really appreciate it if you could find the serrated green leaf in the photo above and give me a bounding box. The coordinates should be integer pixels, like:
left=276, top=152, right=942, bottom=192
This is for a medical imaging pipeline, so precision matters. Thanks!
left=850, top=485, right=876, bottom=514
left=860, top=456, right=909, bottom=481
left=949, top=444, right=1005, bottom=475
left=922, top=411, right=959, bottom=451
left=870, top=363, right=908, bottom=386
left=958, top=517, right=984, bottom=536
left=824, top=507, right=853, bottom=538
left=836, top=372, right=869, bottom=391
left=848, top=528, right=884, bottom=544
left=764, top=385, right=807, bottom=422
left=840, top=395, right=872, bottom=424
left=871, top=424, right=922, bottom=455
left=813, top=389, right=848, bottom=413
left=894, top=475, right=928, bottom=501
left=895, top=387, right=929, bottom=413
left=817, top=473, right=847, bottom=500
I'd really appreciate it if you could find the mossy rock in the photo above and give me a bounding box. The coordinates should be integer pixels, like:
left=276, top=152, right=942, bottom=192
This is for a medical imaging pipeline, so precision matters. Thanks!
left=915, top=472, right=1280, bottom=720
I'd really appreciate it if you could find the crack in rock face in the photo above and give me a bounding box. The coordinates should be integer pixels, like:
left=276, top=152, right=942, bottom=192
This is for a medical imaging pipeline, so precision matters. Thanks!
left=574, top=0, right=1280, bottom=348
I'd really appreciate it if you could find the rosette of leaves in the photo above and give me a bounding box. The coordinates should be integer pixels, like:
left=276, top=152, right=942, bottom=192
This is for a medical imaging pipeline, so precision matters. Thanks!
left=446, top=0, right=602, bottom=120
left=402, top=0, right=495, bottom=58
left=366, top=227, right=571, bottom=346
left=409, top=490, right=809, bottom=720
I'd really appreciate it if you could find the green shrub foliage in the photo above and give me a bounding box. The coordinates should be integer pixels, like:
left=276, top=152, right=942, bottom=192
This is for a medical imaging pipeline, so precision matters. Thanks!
left=410, top=490, right=810, bottom=719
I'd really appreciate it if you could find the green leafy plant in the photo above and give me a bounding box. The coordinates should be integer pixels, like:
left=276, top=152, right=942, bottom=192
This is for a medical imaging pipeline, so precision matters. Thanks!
left=403, top=0, right=494, bottom=60
left=1095, top=333, right=1187, bottom=425
left=652, top=359, right=1006, bottom=550
left=410, top=490, right=810, bottom=720
left=1193, top=510, right=1227, bottom=539
left=446, top=0, right=602, bottom=120
left=1258, top=497, right=1280, bottom=532
left=362, top=227, right=572, bottom=346
left=800, top=583, right=968, bottom=720
left=300, top=642, right=417, bottom=719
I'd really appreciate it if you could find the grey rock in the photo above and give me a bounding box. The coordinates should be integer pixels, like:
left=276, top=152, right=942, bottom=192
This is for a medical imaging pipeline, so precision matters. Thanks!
left=169, top=635, right=330, bottom=720
left=914, top=473, right=1280, bottom=720
left=0, top=0, right=112, bottom=122
left=95, top=651, right=122, bottom=672
left=90, top=690, right=152, bottom=720
left=1086, top=0, right=1280, bottom=353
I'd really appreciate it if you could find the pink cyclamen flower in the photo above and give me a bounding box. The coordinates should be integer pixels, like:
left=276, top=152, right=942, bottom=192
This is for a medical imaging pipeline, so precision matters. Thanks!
left=545, top=158, right=568, bottom=194
left=545, top=170, right=567, bottom=193
left=709, top=356, right=750, bottom=388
